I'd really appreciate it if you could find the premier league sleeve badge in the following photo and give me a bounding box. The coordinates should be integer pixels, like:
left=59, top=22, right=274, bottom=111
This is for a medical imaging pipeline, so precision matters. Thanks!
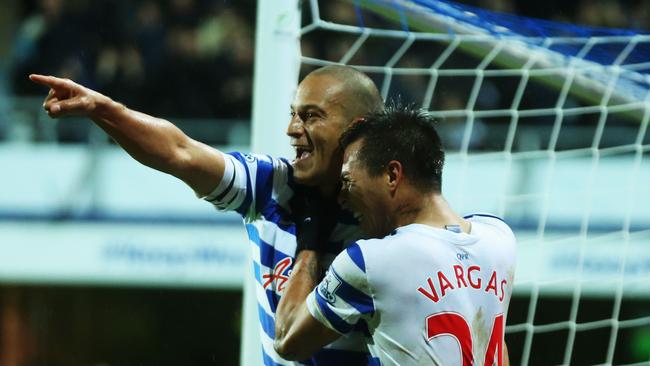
left=318, top=270, right=342, bottom=304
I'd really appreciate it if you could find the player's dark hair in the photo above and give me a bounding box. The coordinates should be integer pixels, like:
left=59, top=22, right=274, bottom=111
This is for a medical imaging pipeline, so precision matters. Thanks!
left=339, top=102, right=445, bottom=193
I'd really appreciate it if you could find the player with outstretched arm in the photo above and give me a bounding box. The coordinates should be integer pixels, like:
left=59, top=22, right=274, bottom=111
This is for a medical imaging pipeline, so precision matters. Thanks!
left=274, top=104, right=516, bottom=365
left=30, top=65, right=383, bottom=365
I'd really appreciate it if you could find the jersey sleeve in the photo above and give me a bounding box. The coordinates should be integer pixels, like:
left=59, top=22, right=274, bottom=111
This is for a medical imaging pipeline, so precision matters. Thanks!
left=201, top=151, right=294, bottom=218
left=306, top=243, right=375, bottom=334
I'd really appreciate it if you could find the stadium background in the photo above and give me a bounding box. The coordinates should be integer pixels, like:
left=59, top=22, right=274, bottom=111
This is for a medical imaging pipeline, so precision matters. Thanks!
left=0, top=0, right=649, bottom=365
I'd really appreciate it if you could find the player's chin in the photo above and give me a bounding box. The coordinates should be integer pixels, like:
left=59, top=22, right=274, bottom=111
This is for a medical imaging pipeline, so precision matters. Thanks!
left=292, top=165, right=318, bottom=186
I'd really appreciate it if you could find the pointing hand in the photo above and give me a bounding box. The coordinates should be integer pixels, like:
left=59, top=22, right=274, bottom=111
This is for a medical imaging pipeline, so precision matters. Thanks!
left=29, top=74, right=109, bottom=118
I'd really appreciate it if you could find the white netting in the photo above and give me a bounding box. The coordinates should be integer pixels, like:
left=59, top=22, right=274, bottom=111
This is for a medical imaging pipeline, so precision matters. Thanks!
left=299, top=0, right=650, bottom=364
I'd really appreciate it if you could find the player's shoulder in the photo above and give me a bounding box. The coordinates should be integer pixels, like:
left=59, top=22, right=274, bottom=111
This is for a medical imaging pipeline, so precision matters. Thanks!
left=331, top=237, right=386, bottom=277
left=225, top=151, right=295, bottom=187
left=464, top=212, right=514, bottom=237
left=352, top=233, right=398, bottom=253
left=343, top=233, right=403, bottom=269
left=226, top=151, right=290, bottom=167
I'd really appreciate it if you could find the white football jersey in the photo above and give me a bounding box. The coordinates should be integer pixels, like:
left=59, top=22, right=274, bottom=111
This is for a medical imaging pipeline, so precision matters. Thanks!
left=307, top=214, right=516, bottom=366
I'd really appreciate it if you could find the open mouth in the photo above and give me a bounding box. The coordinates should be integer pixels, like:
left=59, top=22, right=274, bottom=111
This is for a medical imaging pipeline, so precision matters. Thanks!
left=293, top=146, right=313, bottom=163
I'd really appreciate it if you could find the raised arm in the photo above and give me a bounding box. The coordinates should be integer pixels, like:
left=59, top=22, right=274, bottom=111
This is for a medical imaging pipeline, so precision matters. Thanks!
left=29, top=74, right=225, bottom=197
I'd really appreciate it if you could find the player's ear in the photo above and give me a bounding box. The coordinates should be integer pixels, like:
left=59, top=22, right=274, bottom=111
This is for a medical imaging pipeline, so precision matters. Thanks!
left=349, top=117, right=365, bottom=127
left=385, top=160, right=402, bottom=193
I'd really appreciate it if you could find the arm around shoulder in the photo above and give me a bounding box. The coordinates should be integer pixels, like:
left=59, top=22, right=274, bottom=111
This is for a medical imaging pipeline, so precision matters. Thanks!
left=274, top=251, right=341, bottom=360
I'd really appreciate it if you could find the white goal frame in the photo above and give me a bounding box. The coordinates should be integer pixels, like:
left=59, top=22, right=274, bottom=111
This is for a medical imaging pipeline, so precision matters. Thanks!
left=249, top=1, right=650, bottom=365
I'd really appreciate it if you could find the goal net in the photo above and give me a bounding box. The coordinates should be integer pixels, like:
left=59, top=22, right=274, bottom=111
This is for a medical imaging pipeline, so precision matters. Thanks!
left=251, top=0, right=650, bottom=365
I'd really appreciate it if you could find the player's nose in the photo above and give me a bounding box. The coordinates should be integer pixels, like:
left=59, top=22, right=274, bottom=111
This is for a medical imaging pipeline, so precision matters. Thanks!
left=286, top=115, right=304, bottom=138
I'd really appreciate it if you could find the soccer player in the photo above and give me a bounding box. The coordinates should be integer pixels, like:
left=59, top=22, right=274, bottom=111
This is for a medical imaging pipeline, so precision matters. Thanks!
left=29, top=65, right=383, bottom=365
left=274, top=104, right=516, bottom=365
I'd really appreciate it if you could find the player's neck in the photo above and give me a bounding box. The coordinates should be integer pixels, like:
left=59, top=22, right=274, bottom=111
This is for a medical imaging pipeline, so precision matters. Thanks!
left=315, top=161, right=344, bottom=199
left=316, top=180, right=340, bottom=199
left=395, top=192, right=470, bottom=234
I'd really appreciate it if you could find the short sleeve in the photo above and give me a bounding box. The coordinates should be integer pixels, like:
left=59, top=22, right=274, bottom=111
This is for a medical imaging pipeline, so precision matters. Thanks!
left=306, top=243, right=375, bottom=334
left=201, top=152, right=294, bottom=218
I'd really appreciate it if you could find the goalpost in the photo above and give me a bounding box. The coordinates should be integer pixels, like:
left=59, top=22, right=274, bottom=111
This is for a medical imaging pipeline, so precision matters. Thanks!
left=250, top=0, right=650, bottom=364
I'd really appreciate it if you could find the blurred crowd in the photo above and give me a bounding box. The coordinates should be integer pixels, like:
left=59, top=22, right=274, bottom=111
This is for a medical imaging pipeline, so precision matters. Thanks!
left=11, top=0, right=255, bottom=118
left=8, top=0, right=650, bottom=125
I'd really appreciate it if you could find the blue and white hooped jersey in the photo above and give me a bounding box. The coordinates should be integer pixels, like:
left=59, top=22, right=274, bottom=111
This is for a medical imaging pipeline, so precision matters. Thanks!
left=307, top=217, right=517, bottom=366
left=203, top=151, right=369, bottom=366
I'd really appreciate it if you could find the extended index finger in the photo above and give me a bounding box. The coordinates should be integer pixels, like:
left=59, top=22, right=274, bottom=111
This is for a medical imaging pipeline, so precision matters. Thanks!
left=28, top=74, right=73, bottom=90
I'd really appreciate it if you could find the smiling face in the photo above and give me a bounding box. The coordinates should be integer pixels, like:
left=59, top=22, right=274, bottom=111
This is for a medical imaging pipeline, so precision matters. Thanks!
left=286, top=73, right=351, bottom=187
left=339, top=139, right=394, bottom=237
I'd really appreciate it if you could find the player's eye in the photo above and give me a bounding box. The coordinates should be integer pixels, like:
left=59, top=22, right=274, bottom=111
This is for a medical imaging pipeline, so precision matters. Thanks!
left=301, top=111, right=319, bottom=122
left=341, top=178, right=353, bottom=192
